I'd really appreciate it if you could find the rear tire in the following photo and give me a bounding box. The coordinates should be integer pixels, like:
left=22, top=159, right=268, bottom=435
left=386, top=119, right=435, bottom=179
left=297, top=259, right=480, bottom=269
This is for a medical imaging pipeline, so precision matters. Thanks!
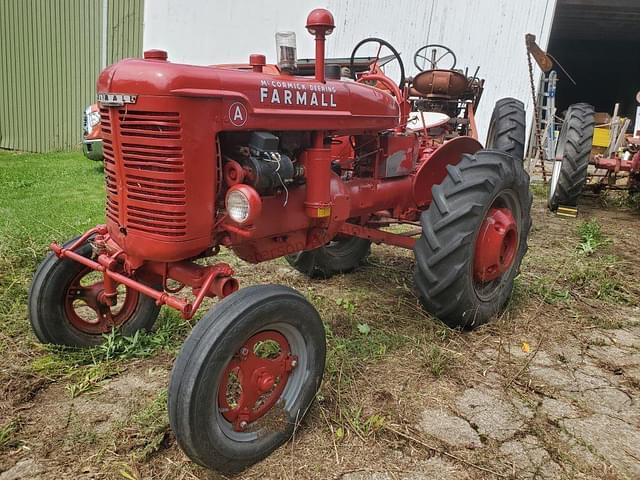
left=548, top=103, right=595, bottom=211
left=168, top=285, right=326, bottom=474
left=28, top=236, right=160, bottom=347
left=413, top=150, right=532, bottom=329
left=485, top=98, right=526, bottom=161
left=285, top=236, right=371, bottom=279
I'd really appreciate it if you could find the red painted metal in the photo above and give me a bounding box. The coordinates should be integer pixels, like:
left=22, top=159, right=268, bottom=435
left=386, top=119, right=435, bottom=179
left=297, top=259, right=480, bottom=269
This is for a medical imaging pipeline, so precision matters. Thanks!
left=473, top=208, right=518, bottom=282
left=593, top=155, right=633, bottom=173
left=64, top=266, right=139, bottom=334
left=54, top=8, right=504, bottom=326
left=338, top=223, right=416, bottom=249
left=218, top=331, right=296, bottom=431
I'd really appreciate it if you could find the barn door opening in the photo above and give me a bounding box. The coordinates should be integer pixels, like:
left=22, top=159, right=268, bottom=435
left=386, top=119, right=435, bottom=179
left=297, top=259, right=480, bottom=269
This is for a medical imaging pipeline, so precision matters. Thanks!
left=547, top=0, right=640, bottom=131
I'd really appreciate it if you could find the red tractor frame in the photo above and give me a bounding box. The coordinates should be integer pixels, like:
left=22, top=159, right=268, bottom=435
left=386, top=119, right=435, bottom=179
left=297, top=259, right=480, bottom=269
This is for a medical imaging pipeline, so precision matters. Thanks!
left=29, top=9, right=531, bottom=473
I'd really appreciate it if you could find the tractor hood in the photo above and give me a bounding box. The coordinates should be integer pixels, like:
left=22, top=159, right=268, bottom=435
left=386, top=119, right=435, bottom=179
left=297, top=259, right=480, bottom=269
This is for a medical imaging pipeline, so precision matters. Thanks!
left=96, top=56, right=401, bottom=133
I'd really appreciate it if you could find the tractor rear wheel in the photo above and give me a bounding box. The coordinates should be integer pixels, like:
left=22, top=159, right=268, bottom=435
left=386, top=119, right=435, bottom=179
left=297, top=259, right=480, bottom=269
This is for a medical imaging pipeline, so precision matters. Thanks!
left=28, top=235, right=160, bottom=347
left=168, top=285, right=325, bottom=474
left=548, top=103, right=595, bottom=211
left=285, top=235, right=371, bottom=279
left=413, top=150, right=532, bottom=329
left=485, top=98, right=526, bottom=161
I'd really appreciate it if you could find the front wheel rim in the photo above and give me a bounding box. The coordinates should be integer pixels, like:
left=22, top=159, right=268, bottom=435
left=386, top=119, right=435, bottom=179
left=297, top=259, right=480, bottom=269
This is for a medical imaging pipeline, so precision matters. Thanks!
left=64, top=267, right=139, bottom=334
left=216, top=322, right=309, bottom=441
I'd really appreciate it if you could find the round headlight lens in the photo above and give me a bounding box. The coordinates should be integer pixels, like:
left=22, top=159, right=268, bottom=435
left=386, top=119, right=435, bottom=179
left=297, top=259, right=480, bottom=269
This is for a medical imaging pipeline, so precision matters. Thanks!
left=226, top=189, right=250, bottom=223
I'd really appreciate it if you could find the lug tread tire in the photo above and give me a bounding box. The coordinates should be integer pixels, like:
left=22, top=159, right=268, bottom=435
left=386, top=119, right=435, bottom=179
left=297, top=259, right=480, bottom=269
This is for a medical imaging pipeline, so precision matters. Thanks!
left=168, top=285, right=326, bottom=474
left=549, top=103, right=595, bottom=210
left=285, top=237, right=371, bottom=279
left=414, top=150, right=532, bottom=329
left=28, top=236, right=160, bottom=347
left=486, top=97, right=526, bottom=161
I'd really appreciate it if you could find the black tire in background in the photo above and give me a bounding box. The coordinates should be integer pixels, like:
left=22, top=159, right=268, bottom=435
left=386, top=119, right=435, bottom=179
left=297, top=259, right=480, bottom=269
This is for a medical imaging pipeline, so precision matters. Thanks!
left=168, top=285, right=326, bottom=474
left=485, top=98, right=526, bottom=162
left=285, top=236, right=371, bottom=279
left=413, top=150, right=532, bottom=329
left=28, top=236, right=160, bottom=347
left=548, top=103, right=595, bottom=211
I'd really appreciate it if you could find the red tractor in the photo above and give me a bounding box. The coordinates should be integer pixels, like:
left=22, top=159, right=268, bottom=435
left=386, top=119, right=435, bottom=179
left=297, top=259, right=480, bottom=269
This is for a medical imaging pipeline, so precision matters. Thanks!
left=29, top=9, right=531, bottom=473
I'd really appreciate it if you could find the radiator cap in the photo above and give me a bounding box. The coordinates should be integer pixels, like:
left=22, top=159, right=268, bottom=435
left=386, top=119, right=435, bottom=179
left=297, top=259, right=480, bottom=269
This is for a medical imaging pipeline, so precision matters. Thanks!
left=144, top=49, right=168, bottom=61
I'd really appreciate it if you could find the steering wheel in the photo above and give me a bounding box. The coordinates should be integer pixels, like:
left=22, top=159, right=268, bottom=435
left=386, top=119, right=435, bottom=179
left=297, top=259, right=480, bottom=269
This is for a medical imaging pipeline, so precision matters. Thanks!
left=349, top=37, right=406, bottom=90
left=414, top=44, right=457, bottom=71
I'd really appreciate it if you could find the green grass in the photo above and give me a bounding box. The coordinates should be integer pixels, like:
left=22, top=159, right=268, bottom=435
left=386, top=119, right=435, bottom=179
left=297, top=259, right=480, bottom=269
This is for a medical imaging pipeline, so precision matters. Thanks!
left=0, top=150, right=191, bottom=391
left=0, top=150, right=105, bottom=343
left=0, top=150, right=105, bottom=251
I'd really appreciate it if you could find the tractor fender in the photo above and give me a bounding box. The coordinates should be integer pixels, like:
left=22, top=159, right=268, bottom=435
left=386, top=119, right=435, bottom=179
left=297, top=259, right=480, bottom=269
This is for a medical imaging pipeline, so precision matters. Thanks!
left=412, top=136, right=483, bottom=208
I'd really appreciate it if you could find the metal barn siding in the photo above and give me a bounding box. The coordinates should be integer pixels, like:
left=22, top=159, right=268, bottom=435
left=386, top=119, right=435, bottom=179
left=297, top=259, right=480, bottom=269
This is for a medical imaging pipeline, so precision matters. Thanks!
left=0, top=0, right=143, bottom=153
left=107, top=0, right=144, bottom=65
left=144, top=0, right=556, bottom=140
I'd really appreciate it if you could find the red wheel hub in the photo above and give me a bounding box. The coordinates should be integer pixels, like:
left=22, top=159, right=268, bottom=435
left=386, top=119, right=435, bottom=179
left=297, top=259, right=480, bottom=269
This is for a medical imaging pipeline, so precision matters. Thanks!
left=64, top=267, right=139, bottom=334
left=218, top=331, right=297, bottom=431
left=474, top=208, right=518, bottom=283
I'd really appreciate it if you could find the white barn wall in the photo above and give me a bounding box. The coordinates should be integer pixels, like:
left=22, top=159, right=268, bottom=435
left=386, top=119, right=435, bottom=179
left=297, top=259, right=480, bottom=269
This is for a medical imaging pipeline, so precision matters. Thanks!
left=144, top=0, right=556, bottom=140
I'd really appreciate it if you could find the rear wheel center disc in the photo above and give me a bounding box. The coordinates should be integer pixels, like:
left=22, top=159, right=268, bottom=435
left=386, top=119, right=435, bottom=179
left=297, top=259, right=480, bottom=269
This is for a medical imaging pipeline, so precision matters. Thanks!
left=474, top=207, right=518, bottom=283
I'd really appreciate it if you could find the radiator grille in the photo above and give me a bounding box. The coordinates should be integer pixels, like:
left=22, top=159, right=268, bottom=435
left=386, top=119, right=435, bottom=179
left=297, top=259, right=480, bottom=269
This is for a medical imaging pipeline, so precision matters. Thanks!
left=100, top=107, right=187, bottom=238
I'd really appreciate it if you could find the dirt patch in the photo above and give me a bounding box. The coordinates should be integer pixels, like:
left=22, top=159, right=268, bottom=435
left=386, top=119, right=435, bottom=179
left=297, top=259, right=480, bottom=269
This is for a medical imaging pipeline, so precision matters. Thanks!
left=1, top=193, right=640, bottom=479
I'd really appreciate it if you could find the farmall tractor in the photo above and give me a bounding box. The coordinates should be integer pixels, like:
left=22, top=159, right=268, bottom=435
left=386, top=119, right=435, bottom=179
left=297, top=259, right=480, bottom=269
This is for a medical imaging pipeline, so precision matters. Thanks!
left=28, top=9, right=531, bottom=473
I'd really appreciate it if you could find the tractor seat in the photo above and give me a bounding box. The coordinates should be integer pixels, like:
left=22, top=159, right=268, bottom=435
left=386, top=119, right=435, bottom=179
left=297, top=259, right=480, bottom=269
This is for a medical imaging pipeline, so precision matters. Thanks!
left=407, top=111, right=450, bottom=130
left=411, top=69, right=469, bottom=98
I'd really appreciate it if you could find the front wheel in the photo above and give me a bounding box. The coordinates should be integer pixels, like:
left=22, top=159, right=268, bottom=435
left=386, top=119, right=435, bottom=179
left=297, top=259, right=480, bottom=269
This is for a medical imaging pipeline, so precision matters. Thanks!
left=413, top=150, right=532, bottom=329
left=28, top=236, right=160, bottom=347
left=168, top=285, right=326, bottom=474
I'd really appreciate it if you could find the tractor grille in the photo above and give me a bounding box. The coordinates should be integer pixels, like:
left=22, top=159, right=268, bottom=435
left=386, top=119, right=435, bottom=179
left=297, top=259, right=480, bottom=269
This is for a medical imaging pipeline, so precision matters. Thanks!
left=101, top=107, right=187, bottom=238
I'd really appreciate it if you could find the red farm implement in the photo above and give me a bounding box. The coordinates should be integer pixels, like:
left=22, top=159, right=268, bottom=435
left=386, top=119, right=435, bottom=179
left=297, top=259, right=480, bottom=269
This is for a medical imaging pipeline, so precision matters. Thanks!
left=29, top=9, right=531, bottom=473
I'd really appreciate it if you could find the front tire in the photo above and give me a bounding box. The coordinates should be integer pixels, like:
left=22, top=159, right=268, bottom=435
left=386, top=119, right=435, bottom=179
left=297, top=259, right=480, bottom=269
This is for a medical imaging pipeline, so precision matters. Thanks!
left=28, top=236, right=160, bottom=347
left=285, top=236, right=371, bottom=279
left=413, top=150, right=532, bottom=329
left=168, top=285, right=326, bottom=474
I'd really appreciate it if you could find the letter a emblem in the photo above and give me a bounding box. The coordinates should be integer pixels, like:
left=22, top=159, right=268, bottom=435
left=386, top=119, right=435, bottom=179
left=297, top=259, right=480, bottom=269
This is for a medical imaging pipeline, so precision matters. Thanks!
left=228, top=102, right=248, bottom=127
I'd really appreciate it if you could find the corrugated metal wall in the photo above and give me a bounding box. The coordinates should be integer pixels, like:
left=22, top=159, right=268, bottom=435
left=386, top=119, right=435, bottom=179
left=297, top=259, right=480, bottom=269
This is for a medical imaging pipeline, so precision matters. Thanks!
left=108, top=0, right=144, bottom=65
left=0, top=0, right=143, bottom=153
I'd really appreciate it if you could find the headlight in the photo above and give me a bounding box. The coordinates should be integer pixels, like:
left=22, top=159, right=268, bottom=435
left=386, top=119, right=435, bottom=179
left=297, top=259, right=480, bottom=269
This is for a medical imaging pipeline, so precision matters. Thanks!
left=225, top=185, right=262, bottom=225
left=88, top=111, right=100, bottom=128
left=83, top=106, right=101, bottom=135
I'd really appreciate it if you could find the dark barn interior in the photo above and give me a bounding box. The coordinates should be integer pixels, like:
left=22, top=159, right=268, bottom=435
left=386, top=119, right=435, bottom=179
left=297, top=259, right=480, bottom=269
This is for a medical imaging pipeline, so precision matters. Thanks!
left=548, top=0, right=640, bottom=123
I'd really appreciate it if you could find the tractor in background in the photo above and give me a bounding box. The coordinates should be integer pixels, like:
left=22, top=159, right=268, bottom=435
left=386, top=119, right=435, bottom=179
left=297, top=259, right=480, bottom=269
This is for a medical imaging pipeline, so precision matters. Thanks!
left=29, top=8, right=530, bottom=473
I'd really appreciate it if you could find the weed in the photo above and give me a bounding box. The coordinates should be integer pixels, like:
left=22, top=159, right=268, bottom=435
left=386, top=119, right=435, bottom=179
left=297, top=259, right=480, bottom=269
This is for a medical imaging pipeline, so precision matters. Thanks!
left=122, top=390, right=170, bottom=460
left=515, top=276, right=571, bottom=304
left=324, top=322, right=407, bottom=382
left=66, top=362, right=122, bottom=398
left=335, top=297, right=357, bottom=315
left=421, top=344, right=453, bottom=377
left=529, top=182, right=547, bottom=199
left=569, top=255, right=631, bottom=304
left=0, top=418, right=20, bottom=450
left=577, top=219, right=606, bottom=255
left=342, top=407, right=386, bottom=437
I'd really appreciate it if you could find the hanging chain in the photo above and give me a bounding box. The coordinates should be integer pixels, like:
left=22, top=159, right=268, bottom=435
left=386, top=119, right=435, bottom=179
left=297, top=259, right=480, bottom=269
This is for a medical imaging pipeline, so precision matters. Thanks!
left=527, top=49, right=548, bottom=183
